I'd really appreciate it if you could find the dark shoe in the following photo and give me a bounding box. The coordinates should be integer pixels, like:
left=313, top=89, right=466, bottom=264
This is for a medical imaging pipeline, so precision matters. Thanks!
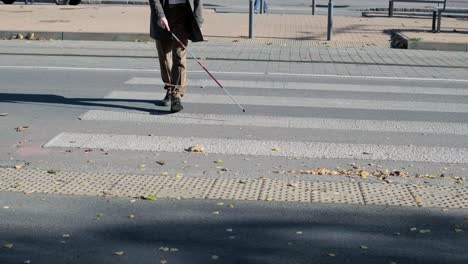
left=160, top=92, right=170, bottom=106
left=170, top=96, right=183, bottom=113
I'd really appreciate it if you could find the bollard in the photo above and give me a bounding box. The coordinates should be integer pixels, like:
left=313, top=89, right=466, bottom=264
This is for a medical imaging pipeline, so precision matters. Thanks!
left=259, top=0, right=264, bottom=14
left=327, top=0, right=333, bottom=41
left=312, top=0, right=316, bottom=15
left=249, top=0, right=254, bottom=38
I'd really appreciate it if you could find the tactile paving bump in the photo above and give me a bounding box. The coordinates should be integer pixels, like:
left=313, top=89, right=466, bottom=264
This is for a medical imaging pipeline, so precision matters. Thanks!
left=311, top=182, right=364, bottom=204
left=110, top=174, right=181, bottom=197
left=259, top=179, right=311, bottom=202
left=207, top=178, right=262, bottom=201
left=157, top=177, right=216, bottom=199
left=360, top=183, right=417, bottom=207
left=408, top=185, right=468, bottom=209
left=0, top=168, right=75, bottom=194
left=58, top=173, right=123, bottom=196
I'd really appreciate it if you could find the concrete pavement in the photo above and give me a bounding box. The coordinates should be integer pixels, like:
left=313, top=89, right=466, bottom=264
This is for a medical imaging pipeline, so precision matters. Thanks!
left=0, top=4, right=467, bottom=49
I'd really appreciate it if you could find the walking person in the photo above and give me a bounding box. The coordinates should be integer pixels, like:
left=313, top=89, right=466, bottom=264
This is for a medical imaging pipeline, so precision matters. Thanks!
left=148, top=0, right=204, bottom=113
left=254, top=0, right=268, bottom=13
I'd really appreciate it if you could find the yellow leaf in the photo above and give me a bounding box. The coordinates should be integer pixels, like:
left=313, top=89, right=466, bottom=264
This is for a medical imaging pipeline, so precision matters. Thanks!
left=272, top=147, right=280, bottom=152
left=142, top=195, right=157, bottom=201
left=3, top=243, right=13, bottom=249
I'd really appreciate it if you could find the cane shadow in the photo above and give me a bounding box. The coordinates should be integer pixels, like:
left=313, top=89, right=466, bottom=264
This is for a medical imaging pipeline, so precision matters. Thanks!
left=0, top=93, right=171, bottom=115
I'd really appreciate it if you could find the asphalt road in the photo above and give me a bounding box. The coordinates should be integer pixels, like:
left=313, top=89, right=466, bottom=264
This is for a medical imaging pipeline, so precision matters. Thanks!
left=0, top=40, right=467, bottom=263
left=0, top=40, right=467, bottom=184
left=1, top=191, right=467, bottom=264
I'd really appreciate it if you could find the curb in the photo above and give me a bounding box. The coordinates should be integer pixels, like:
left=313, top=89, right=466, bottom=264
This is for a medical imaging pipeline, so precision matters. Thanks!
left=0, top=30, right=153, bottom=42
left=391, top=30, right=468, bottom=52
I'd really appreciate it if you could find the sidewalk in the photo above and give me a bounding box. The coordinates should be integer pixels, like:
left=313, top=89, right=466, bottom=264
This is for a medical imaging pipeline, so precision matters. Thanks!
left=0, top=5, right=467, bottom=50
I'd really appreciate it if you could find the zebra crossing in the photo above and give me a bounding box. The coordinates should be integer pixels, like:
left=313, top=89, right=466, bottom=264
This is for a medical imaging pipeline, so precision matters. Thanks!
left=44, top=75, right=468, bottom=165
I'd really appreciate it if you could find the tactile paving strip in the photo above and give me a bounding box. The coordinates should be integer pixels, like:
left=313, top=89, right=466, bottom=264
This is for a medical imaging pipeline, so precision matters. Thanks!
left=110, top=174, right=181, bottom=197
left=408, top=185, right=468, bottom=209
left=157, top=177, right=216, bottom=199
left=207, top=178, right=263, bottom=201
left=0, top=168, right=75, bottom=194
left=259, top=179, right=311, bottom=202
left=58, top=173, right=123, bottom=196
left=311, top=182, right=364, bottom=204
left=360, top=183, right=417, bottom=207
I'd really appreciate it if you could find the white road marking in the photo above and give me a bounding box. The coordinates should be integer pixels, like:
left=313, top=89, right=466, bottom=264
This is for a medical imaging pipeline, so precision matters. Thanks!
left=43, top=132, right=468, bottom=163
left=80, top=110, right=468, bottom=135
left=105, top=91, right=468, bottom=113
left=125, top=77, right=468, bottom=95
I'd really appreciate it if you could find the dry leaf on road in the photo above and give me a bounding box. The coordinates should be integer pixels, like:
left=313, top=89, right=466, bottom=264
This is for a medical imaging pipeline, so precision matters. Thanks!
left=15, top=126, right=29, bottom=132
left=187, top=144, right=205, bottom=153
left=113, top=251, right=124, bottom=256
left=3, top=243, right=14, bottom=249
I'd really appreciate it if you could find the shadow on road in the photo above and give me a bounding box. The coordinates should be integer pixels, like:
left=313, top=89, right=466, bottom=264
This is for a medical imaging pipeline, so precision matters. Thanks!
left=0, top=195, right=466, bottom=264
left=0, top=92, right=171, bottom=115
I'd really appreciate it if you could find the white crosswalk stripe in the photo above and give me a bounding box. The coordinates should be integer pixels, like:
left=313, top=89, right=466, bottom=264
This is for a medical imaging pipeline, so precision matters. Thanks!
left=44, top=132, right=468, bottom=163
left=44, top=77, right=468, bottom=164
left=106, top=91, right=468, bottom=113
left=125, top=77, right=468, bottom=96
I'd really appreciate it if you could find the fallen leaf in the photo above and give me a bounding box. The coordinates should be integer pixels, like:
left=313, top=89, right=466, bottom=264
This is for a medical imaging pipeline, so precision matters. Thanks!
left=0, top=113, right=7, bottom=116
left=360, top=171, right=370, bottom=178
left=24, top=260, right=31, bottom=264
left=454, top=228, right=464, bottom=233
left=211, top=255, right=219, bottom=260
left=296, top=231, right=303, bottom=235
left=15, top=126, right=29, bottom=132
left=170, top=248, right=178, bottom=252
left=419, top=229, right=431, bottom=234
left=272, top=147, right=280, bottom=152
left=226, top=228, right=233, bottom=232
left=217, top=202, right=224, bottom=206
left=62, top=234, right=70, bottom=238
left=3, top=206, right=10, bottom=209
left=3, top=243, right=14, bottom=249
left=156, top=161, right=165, bottom=165
left=188, top=144, right=205, bottom=153
left=159, top=247, right=169, bottom=252
left=415, top=197, right=423, bottom=203
left=228, top=204, right=235, bottom=208
left=142, top=195, right=157, bottom=201
left=128, top=214, right=135, bottom=219
left=327, top=253, right=336, bottom=257
left=214, top=160, right=224, bottom=164
left=113, top=251, right=124, bottom=256
left=15, top=164, right=25, bottom=170
left=212, top=211, right=220, bottom=215
left=160, top=259, right=168, bottom=264
left=47, top=170, right=57, bottom=174
left=129, top=199, right=136, bottom=203
left=360, top=245, right=368, bottom=249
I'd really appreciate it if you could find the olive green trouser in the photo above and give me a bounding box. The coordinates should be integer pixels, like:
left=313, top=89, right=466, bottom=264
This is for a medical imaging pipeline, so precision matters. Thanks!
left=156, top=5, right=190, bottom=98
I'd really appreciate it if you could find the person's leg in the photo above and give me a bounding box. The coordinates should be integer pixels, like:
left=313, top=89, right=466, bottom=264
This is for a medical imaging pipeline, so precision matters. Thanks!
left=264, top=1, right=268, bottom=13
left=171, top=39, right=187, bottom=98
left=156, top=39, right=173, bottom=105
left=254, top=0, right=259, bottom=13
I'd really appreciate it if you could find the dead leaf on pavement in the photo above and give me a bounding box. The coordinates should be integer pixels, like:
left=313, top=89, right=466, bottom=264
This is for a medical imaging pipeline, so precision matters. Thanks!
left=214, top=160, right=224, bottom=164
left=160, top=259, right=168, bottom=264
left=272, top=147, right=280, bottom=152
left=0, top=113, right=8, bottom=117
left=187, top=144, right=205, bottom=153
left=327, top=253, right=336, bottom=257
left=24, top=260, right=31, bottom=264
left=113, top=251, right=124, bottom=256
left=142, top=195, right=157, bottom=201
left=156, top=161, right=165, bottom=165
left=360, top=245, right=368, bottom=249
left=419, top=229, right=431, bottom=234
left=15, top=126, right=29, bottom=132
left=128, top=214, right=135, bottom=219
left=454, top=228, right=464, bottom=233
left=3, top=243, right=14, bottom=249
left=211, top=255, right=219, bottom=260
left=15, top=164, right=25, bottom=170
left=62, top=234, right=70, bottom=238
